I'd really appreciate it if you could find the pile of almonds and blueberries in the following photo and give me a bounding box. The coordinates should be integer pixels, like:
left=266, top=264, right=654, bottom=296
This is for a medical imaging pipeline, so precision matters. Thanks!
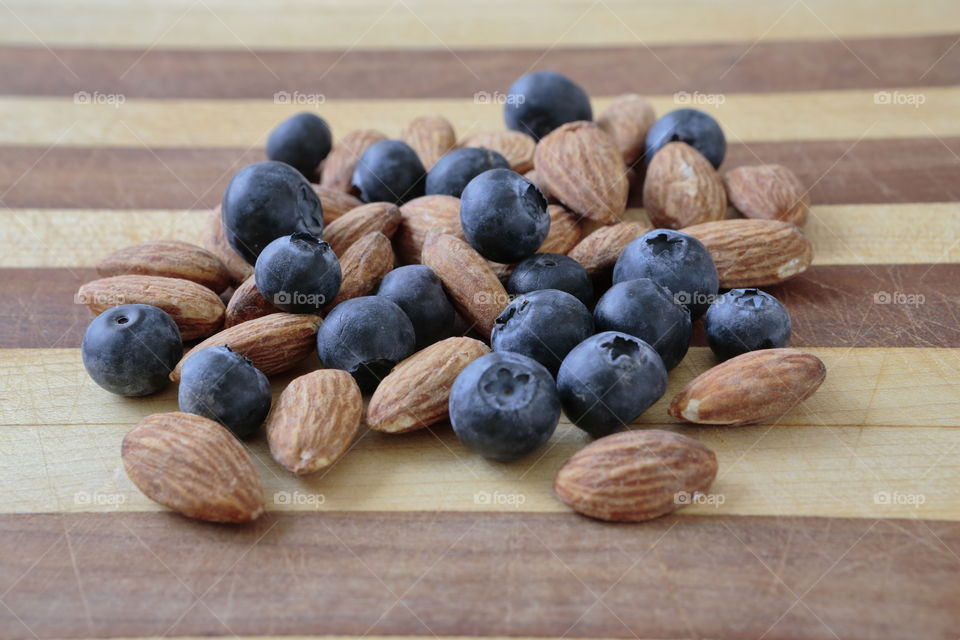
left=78, top=70, right=826, bottom=524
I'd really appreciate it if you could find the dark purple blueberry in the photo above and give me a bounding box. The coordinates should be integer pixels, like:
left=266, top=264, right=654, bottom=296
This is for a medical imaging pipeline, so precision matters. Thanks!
left=503, top=70, right=592, bottom=140
left=426, top=147, right=510, bottom=197
left=266, top=112, right=332, bottom=180
left=449, top=351, right=560, bottom=462
left=507, top=253, right=593, bottom=306
left=460, top=168, right=549, bottom=263
left=178, top=346, right=272, bottom=438
left=81, top=304, right=182, bottom=397
left=254, top=232, right=341, bottom=313
left=704, top=288, right=791, bottom=360
left=376, top=265, right=455, bottom=349
left=644, top=108, right=726, bottom=168
left=351, top=139, right=425, bottom=204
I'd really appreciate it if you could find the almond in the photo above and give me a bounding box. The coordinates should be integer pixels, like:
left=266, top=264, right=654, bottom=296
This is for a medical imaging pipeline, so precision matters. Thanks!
left=97, top=240, right=232, bottom=294
left=596, top=94, right=656, bottom=166
left=327, top=232, right=394, bottom=307
left=320, top=128, right=387, bottom=193
left=643, top=142, right=726, bottom=229
left=400, top=114, right=456, bottom=170
left=554, top=430, right=718, bottom=522
left=324, top=201, right=402, bottom=257
left=461, top=130, right=535, bottom=173
left=122, top=412, right=264, bottom=523
left=540, top=204, right=583, bottom=254
left=534, top=121, right=628, bottom=223
left=567, top=221, right=651, bottom=276
left=395, top=195, right=463, bottom=264
left=523, top=169, right=551, bottom=200
left=669, top=348, right=826, bottom=426
left=313, top=185, right=364, bottom=224
left=225, top=275, right=279, bottom=327
left=682, top=218, right=813, bottom=287
left=421, top=233, right=508, bottom=338
left=367, top=337, right=490, bottom=433
left=724, top=164, right=810, bottom=226
left=171, top=313, right=321, bottom=382
left=77, top=275, right=224, bottom=340
left=265, top=370, right=363, bottom=475
left=202, top=207, right=253, bottom=285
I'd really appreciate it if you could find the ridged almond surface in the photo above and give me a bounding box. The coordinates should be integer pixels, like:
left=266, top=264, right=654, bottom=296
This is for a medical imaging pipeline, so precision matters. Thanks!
left=319, top=128, right=387, bottom=193
left=400, top=114, right=456, bottom=170
left=225, top=275, right=279, bottom=327
left=568, top=221, right=652, bottom=276
left=266, top=370, right=362, bottom=475
left=328, top=232, right=394, bottom=307
left=367, top=337, right=490, bottom=433
left=421, top=233, right=508, bottom=338
left=122, top=412, right=264, bottom=523
left=554, top=430, right=718, bottom=522
left=534, top=121, right=629, bottom=223
left=202, top=207, right=253, bottom=285
left=460, top=130, right=536, bottom=173
left=682, top=218, right=813, bottom=287
left=77, top=275, right=224, bottom=340
left=394, top=195, right=463, bottom=264
left=97, top=240, right=232, bottom=293
left=724, top=164, right=810, bottom=226
left=171, top=313, right=321, bottom=382
left=324, top=201, right=402, bottom=256
left=540, top=204, right=583, bottom=254
left=313, top=185, right=363, bottom=224
left=596, top=94, right=656, bottom=166
left=643, top=142, right=726, bottom=229
left=669, top=349, right=827, bottom=426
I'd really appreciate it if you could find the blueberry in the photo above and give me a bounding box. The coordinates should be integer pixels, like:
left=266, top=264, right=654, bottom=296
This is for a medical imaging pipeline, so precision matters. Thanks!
left=704, top=288, right=791, bottom=360
left=503, top=70, right=592, bottom=140
left=557, top=331, right=667, bottom=438
left=507, top=253, right=593, bottom=306
left=178, top=346, right=272, bottom=438
left=376, top=265, right=455, bottom=349
left=613, top=229, right=718, bottom=319
left=644, top=108, right=726, bottom=169
left=266, top=112, right=332, bottom=180
left=255, top=232, right=341, bottom=313
left=81, top=304, right=182, bottom=397
left=593, top=278, right=691, bottom=370
left=460, top=168, right=549, bottom=263
left=425, top=147, right=510, bottom=198
left=352, top=140, right=426, bottom=204
left=491, top=289, right=593, bottom=375
left=316, top=296, right=416, bottom=392
left=449, top=352, right=561, bottom=461
left=221, top=161, right=324, bottom=264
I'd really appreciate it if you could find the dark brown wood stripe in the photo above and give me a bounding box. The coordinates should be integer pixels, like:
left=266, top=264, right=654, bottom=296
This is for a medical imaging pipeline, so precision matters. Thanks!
left=1, top=34, right=958, bottom=99
left=2, top=265, right=958, bottom=349
left=0, top=512, right=956, bottom=639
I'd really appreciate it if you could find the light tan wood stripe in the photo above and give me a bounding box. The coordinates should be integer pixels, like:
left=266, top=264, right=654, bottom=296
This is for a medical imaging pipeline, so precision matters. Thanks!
left=1, top=87, right=958, bottom=148
left=1, top=0, right=957, bottom=49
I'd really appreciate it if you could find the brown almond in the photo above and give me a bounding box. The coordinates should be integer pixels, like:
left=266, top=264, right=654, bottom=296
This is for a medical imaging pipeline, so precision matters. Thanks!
left=202, top=207, right=253, bottom=285
left=567, top=221, right=651, bottom=276
left=540, top=204, right=583, bottom=254
left=171, top=313, right=321, bottom=382
left=320, top=128, right=387, bottom=193
left=461, top=130, right=536, bottom=173
left=97, top=240, right=232, bottom=293
left=534, top=121, right=628, bottom=223
left=682, top=219, right=813, bottom=287
left=554, top=430, right=718, bottom=522
left=313, top=185, right=364, bottom=224
left=76, top=275, right=224, bottom=340
left=596, top=94, right=656, bottom=166
left=724, top=164, right=810, bottom=226
left=367, top=337, right=490, bottom=433
left=122, top=412, right=264, bottom=523
left=225, top=275, right=279, bottom=327
left=400, top=114, right=456, bottom=170
left=643, top=142, right=726, bottom=229
left=266, top=370, right=363, bottom=475
left=669, top=348, right=827, bottom=426
left=395, top=195, right=463, bottom=264
left=324, top=201, right=402, bottom=257
left=327, top=232, right=394, bottom=307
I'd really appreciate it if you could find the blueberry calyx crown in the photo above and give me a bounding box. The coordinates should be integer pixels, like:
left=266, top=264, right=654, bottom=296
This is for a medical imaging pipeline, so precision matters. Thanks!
left=601, top=335, right=640, bottom=361
left=479, top=365, right=536, bottom=410
left=645, top=232, right=684, bottom=255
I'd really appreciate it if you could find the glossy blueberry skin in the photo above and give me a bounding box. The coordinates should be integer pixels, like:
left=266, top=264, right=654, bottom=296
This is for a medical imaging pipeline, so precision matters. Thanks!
left=266, top=112, right=332, bottom=179
left=557, top=331, right=667, bottom=438
left=352, top=140, right=426, bottom=204
left=376, top=265, right=455, bottom=349
left=503, top=70, right=592, bottom=140
left=449, top=352, right=561, bottom=462
left=426, top=147, right=510, bottom=198
left=460, top=168, right=549, bottom=263
left=81, top=304, right=182, bottom=397
left=221, top=161, right=324, bottom=264
left=178, top=346, right=272, bottom=439
left=613, top=229, right=718, bottom=319
left=507, top=253, right=593, bottom=307
left=644, top=108, right=726, bottom=169
left=593, top=278, right=692, bottom=371
left=491, top=289, right=594, bottom=374
left=255, top=232, right=341, bottom=313
left=316, top=296, right=416, bottom=392
left=704, top=288, right=792, bottom=360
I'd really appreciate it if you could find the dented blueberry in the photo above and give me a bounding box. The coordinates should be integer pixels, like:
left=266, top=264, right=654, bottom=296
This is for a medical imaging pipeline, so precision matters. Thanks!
left=426, top=147, right=510, bottom=198
left=507, top=253, right=593, bottom=307
left=352, top=140, right=426, bottom=204
left=254, top=232, right=341, bottom=313
left=704, top=288, right=791, bottom=360
left=266, top=112, right=332, bottom=180
left=460, top=168, right=549, bottom=263
left=376, top=265, right=456, bottom=349
left=644, top=108, right=726, bottom=168
left=503, top=70, right=592, bottom=140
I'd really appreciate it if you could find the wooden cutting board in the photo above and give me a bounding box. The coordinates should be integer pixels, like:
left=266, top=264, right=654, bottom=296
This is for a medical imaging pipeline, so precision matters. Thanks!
left=1, top=1, right=959, bottom=638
